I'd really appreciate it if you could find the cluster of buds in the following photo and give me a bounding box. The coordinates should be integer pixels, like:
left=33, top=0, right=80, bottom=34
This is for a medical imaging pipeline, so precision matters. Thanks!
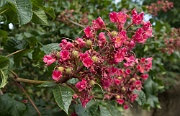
left=146, top=0, right=174, bottom=16
left=43, top=9, right=153, bottom=109
left=57, top=9, right=89, bottom=26
left=161, top=28, right=180, bottom=54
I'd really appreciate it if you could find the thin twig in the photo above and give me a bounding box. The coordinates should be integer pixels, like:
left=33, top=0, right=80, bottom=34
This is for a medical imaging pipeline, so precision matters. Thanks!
left=15, top=82, right=42, bottom=116
left=10, top=70, right=42, bottom=116
left=67, top=19, right=86, bottom=28
left=6, top=49, right=25, bottom=57
left=126, top=23, right=133, bottom=30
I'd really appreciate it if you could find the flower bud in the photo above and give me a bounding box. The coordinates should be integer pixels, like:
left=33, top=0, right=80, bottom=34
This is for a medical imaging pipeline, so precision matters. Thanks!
left=115, top=95, right=121, bottom=99
left=118, top=76, right=122, bottom=80
left=86, top=40, right=92, bottom=47
left=92, top=56, right=98, bottom=63
left=72, top=50, right=79, bottom=58
left=90, top=80, right=95, bottom=86
left=58, top=66, right=64, bottom=72
left=56, top=52, right=60, bottom=58
left=130, top=78, right=136, bottom=82
left=111, top=31, right=118, bottom=37
left=121, top=87, right=126, bottom=92
left=66, top=68, right=72, bottom=74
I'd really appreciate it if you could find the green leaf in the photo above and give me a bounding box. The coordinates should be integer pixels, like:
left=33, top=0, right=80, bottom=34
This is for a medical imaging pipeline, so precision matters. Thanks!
left=99, top=102, right=122, bottom=116
left=0, top=30, right=8, bottom=38
left=37, top=81, right=57, bottom=88
left=133, top=90, right=146, bottom=105
left=32, top=9, right=48, bottom=25
left=52, top=85, right=74, bottom=114
left=0, top=56, right=9, bottom=88
left=4, top=38, right=28, bottom=53
left=41, top=43, right=60, bottom=54
left=31, top=0, right=55, bottom=19
left=0, top=69, right=8, bottom=88
left=0, top=94, right=26, bottom=116
left=75, top=101, right=100, bottom=116
left=0, top=55, right=9, bottom=69
left=7, top=0, right=32, bottom=25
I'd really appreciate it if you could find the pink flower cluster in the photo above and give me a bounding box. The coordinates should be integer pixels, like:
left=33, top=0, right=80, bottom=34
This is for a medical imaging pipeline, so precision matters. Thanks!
left=43, top=9, right=153, bottom=109
left=146, top=0, right=174, bottom=16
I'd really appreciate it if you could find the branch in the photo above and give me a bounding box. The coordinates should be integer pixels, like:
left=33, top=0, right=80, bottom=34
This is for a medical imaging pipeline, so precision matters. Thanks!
left=10, top=70, right=49, bottom=84
left=16, top=78, right=50, bottom=84
left=6, top=49, right=25, bottom=57
left=126, top=23, right=133, bottom=30
left=67, top=19, right=86, bottom=28
left=10, top=70, right=42, bottom=116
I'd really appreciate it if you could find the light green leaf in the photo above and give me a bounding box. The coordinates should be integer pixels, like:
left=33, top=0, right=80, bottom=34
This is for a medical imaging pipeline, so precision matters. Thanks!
left=7, top=0, right=32, bottom=24
left=32, top=9, right=48, bottom=25
left=41, top=43, right=60, bottom=54
left=52, top=85, right=74, bottom=114
left=0, top=56, right=9, bottom=88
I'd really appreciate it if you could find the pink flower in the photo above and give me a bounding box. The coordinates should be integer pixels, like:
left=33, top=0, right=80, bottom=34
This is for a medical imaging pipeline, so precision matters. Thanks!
left=141, top=74, right=149, bottom=80
left=114, top=48, right=127, bottom=63
left=137, top=64, right=145, bottom=73
left=43, top=55, right=56, bottom=66
left=125, top=68, right=131, bottom=75
left=114, top=79, right=121, bottom=85
left=82, top=57, right=93, bottom=68
left=75, top=79, right=87, bottom=91
left=60, top=50, right=70, bottom=61
left=84, top=26, right=93, bottom=38
left=114, top=30, right=127, bottom=48
left=130, top=94, right=138, bottom=102
left=134, top=80, right=142, bottom=88
left=109, top=12, right=117, bottom=23
left=116, top=99, right=124, bottom=105
left=116, top=12, right=127, bottom=24
left=79, top=52, right=89, bottom=60
left=132, top=9, right=144, bottom=25
left=142, top=21, right=152, bottom=31
left=124, top=56, right=138, bottom=67
left=123, top=104, right=129, bottom=109
left=98, top=32, right=107, bottom=47
left=76, top=38, right=86, bottom=48
left=92, top=17, right=105, bottom=30
left=109, top=12, right=127, bottom=24
left=60, top=39, right=73, bottom=50
left=52, top=70, right=62, bottom=81
left=133, top=28, right=148, bottom=43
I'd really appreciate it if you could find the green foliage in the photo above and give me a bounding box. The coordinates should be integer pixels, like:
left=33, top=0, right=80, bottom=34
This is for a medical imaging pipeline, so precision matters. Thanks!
left=52, top=85, right=74, bottom=114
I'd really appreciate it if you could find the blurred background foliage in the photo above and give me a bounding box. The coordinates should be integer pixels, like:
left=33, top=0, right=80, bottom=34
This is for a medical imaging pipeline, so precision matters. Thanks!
left=0, top=0, right=179, bottom=115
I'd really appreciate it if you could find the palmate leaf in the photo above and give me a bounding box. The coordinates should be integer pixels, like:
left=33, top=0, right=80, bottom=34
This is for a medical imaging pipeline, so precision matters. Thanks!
left=7, top=0, right=33, bottom=25
left=52, top=85, right=74, bottom=114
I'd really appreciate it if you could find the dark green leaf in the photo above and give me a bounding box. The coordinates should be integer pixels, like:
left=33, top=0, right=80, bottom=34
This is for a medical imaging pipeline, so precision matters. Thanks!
left=0, top=94, right=26, bottom=116
left=32, top=9, right=48, bottom=25
left=0, top=55, right=9, bottom=69
left=7, top=0, right=33, bottom=24
left=52, top=85, right=74, bottom=114
left=133, top=90, right=146, bottom=105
